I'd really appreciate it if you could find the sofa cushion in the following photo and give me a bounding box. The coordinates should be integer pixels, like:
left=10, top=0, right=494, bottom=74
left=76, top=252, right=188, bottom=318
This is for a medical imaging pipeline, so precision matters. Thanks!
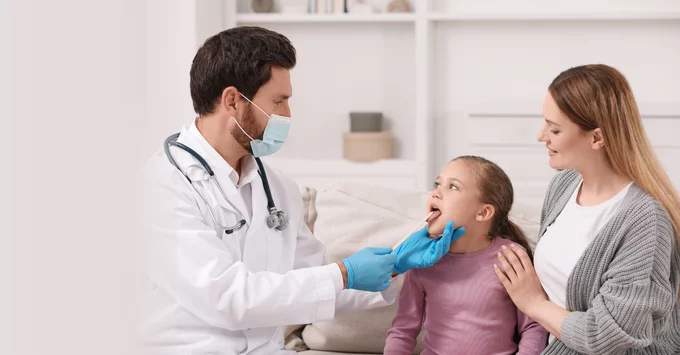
left=300, top=182, right=430, bottom=353
left=297, top=182, right=542, bottom=354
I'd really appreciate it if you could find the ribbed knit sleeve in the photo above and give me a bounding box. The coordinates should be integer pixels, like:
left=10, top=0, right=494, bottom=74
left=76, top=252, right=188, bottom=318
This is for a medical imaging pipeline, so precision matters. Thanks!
left=558, top=198, right=676, bottom=354
left=384, top=270, right=424, bottom=355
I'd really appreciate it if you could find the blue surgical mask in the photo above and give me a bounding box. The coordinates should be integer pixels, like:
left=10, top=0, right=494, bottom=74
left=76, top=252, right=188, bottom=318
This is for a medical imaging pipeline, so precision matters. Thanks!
left=233, top=93, right=291, bottom=157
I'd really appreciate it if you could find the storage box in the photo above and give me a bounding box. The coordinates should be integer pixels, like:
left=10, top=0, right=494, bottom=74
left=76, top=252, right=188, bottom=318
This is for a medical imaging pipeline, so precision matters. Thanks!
left=349, top=112, right=383, bottom=132
left=342, top=132, right=393, bottom=162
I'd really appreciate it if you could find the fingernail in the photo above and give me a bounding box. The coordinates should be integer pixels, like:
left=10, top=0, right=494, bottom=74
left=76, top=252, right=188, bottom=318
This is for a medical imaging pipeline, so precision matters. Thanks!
left=497, top=252, right=502, bottom=258
left=501, top=245, right=507, bottom=250
left=493, top=264, right=498, bottom=269
left=510, top=244, right=516, bottom=248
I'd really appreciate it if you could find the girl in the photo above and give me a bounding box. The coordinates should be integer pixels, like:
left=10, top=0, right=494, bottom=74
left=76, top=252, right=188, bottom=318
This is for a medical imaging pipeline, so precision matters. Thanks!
left=494, top=64, right=680, bottom=354
left=384, top=155, right=548, bottom=355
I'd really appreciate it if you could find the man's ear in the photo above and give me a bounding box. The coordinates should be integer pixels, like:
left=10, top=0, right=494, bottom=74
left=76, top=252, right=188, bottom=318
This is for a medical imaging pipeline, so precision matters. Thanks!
left=476, top=204, right=495, bottom=222
left=591, top=127, right=604, bottom=150
left=221, top=86, right=240, bottom=116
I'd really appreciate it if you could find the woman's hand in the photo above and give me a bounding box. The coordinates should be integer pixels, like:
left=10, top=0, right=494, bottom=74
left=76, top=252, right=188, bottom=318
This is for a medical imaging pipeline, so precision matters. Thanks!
left=493, top=244, right=548, bottom=318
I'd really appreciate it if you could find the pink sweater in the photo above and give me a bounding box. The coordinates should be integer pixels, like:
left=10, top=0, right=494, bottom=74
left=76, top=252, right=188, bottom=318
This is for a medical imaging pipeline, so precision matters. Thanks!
left=384, top=237, right=547, bottom=355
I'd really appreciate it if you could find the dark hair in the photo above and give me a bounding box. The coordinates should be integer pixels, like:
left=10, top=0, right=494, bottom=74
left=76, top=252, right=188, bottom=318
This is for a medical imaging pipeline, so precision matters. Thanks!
left=452, top=155, right=534, bottom=259
left=190, top=26, right=297, bottom=116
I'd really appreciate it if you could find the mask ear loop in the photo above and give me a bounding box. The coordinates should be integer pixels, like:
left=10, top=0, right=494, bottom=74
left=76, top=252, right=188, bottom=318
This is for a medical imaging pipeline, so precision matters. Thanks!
left=231, top=116, right=255, bottom=141
left=239, top=92, right=271, bottom=118
left=233, top=92, right=273, bottom=140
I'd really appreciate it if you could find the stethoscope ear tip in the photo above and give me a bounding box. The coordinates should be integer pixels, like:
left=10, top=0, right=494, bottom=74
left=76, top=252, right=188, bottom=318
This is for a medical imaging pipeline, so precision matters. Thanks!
left=224, top=219, right=247, bottom=234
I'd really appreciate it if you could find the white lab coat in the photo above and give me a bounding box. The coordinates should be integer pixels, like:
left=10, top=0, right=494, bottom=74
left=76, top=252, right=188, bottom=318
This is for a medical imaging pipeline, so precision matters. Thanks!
left=137, top=121, right=399, bottom=355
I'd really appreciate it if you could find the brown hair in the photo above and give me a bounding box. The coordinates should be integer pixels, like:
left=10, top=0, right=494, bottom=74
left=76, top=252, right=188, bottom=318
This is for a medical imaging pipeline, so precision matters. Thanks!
left=190, top=26, right=296, bottom=115
left=549, top=64, right=680, bottom=245
left=453, top=156, right=534, bottom=259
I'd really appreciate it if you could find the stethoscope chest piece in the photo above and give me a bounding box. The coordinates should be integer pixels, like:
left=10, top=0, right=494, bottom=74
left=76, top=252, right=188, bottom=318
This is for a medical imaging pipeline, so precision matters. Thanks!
left=266, top=208, right=288, bottom=231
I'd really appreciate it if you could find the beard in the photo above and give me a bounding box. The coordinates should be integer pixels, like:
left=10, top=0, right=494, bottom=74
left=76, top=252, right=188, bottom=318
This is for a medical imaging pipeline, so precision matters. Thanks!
left=231, top=105, right=264, bottom=154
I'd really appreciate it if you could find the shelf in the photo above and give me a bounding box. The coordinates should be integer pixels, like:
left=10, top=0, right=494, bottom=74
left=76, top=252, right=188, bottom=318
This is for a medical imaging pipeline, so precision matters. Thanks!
left=261, top=158, right=419, bottom=176
left=465, top=102, right=680, bottom=119
left=259, top=158, right=421, bottom=191
left=427, top=11, right=680, bottom=22
left=235, top=13, right=416, bottom=24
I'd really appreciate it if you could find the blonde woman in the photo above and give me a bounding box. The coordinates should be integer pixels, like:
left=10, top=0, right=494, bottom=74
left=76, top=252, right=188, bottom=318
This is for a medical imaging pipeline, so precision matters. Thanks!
left=493, top=64, right=680, bottom=354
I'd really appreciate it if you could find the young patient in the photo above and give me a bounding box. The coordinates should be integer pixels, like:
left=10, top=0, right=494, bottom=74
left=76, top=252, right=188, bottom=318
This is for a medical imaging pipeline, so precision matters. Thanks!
left=384, top=155, right=547, bottom=355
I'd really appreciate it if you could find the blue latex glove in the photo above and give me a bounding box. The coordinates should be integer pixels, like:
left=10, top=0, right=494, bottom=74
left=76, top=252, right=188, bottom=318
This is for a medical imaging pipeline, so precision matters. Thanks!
left=341, top=247, right=397, bottom=292
left=392, top=220, right=466, bottom=274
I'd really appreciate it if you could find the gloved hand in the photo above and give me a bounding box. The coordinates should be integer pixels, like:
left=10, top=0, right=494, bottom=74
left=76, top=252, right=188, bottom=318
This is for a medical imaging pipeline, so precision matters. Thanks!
left=341, top=247, right=397, bottom=292
left=392, top=220, right=465, bottom=274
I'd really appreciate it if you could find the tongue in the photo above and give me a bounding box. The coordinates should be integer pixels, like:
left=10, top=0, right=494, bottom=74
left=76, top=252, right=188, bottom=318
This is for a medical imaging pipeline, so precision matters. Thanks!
left=427, top=210, right=442, bottom=223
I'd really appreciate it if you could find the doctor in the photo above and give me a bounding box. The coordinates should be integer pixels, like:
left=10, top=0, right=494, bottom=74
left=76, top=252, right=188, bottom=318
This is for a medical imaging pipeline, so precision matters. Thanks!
left=138, top=26, right=464, bottom=355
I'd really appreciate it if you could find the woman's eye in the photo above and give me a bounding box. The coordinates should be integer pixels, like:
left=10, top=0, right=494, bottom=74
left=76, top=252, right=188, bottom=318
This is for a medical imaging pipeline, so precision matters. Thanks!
left=274, top=101, right=282, bottom=106
left=449, top=184, right=458, bottom=190
left=550, top=130, right=560, bottom=135
left=433, top=182, right=440, bottom=189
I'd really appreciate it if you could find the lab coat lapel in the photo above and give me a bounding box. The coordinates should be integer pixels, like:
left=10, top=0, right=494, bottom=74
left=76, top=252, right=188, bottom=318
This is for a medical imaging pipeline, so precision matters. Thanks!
left=248, top=166, right=268, bottom=238
left=178, top=122, right=250, bottom=221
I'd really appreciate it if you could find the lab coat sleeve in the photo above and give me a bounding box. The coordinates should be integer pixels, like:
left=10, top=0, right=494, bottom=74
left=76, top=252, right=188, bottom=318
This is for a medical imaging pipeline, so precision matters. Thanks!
left=294, top=218, right=399, bottom=314
left=140, top=174, right=342, bottom=331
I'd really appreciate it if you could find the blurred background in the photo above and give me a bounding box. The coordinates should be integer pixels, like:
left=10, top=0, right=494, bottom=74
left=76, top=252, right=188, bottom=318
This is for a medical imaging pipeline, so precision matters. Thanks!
left=147, top=0, right=680, bottom=205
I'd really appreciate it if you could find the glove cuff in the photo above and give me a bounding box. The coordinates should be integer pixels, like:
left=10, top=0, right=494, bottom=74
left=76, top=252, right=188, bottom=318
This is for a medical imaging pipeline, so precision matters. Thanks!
left=341, top=258, right=354, bottom=289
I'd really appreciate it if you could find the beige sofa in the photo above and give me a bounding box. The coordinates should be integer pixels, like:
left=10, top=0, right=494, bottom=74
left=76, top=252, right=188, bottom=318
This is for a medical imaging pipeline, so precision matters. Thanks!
left=287, top=181, right=543, bottom=354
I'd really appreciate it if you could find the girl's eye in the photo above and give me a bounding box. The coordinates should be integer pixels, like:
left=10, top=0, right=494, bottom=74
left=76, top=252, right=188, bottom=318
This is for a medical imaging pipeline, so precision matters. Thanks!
left=274, top=101, right=283, bottom=106
left=550, top=130, right=560, bottom=135
left=433, top=181, right=440, bottom=189
left=449, top=184, right=458, bottom=190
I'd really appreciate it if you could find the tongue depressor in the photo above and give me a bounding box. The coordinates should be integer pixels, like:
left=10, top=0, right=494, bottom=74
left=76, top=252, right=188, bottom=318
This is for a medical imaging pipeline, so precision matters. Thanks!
left=391, top=211, right=435, bottom=251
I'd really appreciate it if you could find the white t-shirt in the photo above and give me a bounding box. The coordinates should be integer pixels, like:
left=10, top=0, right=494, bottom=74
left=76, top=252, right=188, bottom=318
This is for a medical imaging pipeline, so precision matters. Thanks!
left=534, top=179, right=632, bottom=342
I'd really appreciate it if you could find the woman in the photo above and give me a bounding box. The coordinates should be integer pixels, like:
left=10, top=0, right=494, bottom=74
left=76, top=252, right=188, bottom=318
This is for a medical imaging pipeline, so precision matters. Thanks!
left=493, top=64, right=680, bottom=354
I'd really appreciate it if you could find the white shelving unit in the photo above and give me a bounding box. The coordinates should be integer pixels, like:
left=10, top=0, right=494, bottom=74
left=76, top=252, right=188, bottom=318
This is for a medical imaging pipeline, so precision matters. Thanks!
left=236, top=13, right=416, bottom=23
left=178, top=0, right=680, bottom=192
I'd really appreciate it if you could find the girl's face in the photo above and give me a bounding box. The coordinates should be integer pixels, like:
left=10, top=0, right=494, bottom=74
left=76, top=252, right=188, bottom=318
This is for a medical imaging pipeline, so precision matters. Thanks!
left=426, top=160, right=485, bottom=236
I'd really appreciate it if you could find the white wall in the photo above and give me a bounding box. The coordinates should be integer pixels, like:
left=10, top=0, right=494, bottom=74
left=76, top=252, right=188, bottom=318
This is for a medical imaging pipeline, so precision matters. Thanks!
left=257, top=23, right=416, bottom=160
left=143, top=0, right=201, bottom=159
left=3, top=0, right=146, bottom=354
left=432, top=20, right=680, bottom=204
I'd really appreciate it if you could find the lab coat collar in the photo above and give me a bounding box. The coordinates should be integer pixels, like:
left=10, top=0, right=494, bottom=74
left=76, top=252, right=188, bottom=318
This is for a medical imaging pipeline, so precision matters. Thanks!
left=175, top=119, right=260, bottom=187
left=173, top=119, right=263, bottom=221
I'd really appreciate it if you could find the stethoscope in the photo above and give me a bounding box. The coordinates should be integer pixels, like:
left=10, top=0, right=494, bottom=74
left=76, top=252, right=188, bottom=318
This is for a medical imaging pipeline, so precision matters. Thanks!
left=163, top=132, right=288, bottom=235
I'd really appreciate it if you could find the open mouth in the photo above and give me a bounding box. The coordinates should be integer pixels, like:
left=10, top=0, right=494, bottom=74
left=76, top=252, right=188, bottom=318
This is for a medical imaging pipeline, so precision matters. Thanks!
left=427, top=204, right=442, bottom=223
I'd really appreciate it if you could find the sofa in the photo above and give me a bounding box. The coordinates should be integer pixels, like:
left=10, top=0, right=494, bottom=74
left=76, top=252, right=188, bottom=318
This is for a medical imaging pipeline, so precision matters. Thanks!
left=286, top=181, right=543, bottom=354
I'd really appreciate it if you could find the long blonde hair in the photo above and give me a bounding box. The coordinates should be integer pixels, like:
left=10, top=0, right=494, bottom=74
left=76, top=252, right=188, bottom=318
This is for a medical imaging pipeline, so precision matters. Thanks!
left=549, top=64, right=680, bottom=245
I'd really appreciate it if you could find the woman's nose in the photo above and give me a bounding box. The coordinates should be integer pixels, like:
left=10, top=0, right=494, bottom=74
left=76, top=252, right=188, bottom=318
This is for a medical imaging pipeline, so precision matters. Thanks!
left=537, top=126, right=547, bottom=142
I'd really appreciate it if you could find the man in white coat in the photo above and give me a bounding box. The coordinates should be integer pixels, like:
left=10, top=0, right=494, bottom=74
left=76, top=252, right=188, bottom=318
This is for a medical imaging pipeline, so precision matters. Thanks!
left=138, top=26, right=464, bottom=355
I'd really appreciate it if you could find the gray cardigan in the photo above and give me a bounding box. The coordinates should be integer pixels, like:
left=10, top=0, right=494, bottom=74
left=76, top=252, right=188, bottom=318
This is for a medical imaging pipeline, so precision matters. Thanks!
left=538, top=170, right=680, bottom=355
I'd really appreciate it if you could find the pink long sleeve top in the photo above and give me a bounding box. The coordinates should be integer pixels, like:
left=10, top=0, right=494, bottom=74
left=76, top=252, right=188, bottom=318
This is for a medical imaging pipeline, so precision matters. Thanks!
left=384, top=236, right=548, bottom=355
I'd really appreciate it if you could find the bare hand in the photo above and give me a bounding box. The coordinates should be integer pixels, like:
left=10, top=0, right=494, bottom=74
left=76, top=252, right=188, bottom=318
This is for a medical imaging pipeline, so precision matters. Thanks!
left=493, top=244, right=548, bottom=317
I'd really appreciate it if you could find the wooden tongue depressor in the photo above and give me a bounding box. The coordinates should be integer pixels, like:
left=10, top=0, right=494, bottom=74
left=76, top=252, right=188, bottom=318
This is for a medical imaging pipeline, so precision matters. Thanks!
left=391, top=211, right=435, bottom=251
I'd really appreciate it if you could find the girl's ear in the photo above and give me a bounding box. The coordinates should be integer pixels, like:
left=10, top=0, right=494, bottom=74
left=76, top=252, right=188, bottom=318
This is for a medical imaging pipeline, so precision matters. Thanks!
left=476, top=204, right=495, bottom=222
